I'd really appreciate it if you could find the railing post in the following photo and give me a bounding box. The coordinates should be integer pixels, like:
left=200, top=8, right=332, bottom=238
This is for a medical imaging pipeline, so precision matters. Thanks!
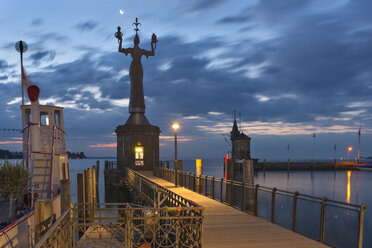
left=212, top=176, right=215, bottom=199
left=292, top=191, right=299, bottom=232
left=271, top=187, right=277, bottom=223
left=358, top=204, right=367, bottom=248
left=72, top=207, right=77, bottom=248
left=320, top=197, right=327, bottom=243
left=220, top=179, right=223, bottom=202
left=174, top=161, right=177, bottom=186
left=241, top=182, right=245, bottom=211
left=229, top=180, right=233, bottom=205
left=205, top=176, right=208, bottom=196
left=254, top=184, right=259, bottom=216
left=193, top=174, right=196, bottom=192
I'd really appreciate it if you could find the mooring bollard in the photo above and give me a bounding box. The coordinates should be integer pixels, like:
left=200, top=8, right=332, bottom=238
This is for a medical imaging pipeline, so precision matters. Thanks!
left=196, top=159, right=203, bottom=193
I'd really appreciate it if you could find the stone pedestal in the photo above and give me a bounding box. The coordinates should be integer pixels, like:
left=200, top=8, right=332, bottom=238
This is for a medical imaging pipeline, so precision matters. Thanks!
left=116, top=123, right=160, bottom=171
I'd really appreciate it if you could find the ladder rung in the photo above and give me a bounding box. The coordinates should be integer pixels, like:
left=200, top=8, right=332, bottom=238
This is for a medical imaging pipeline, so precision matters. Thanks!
left=33, top=174, right=49, bottom=177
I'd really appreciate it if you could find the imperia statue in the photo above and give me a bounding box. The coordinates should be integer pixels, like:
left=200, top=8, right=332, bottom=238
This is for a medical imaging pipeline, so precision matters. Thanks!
left=115, top=18, right=158, bottom=114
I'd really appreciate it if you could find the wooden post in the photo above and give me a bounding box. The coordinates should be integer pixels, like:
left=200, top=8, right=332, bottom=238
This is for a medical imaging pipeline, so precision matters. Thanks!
left=92, top=166, right=97, bottom=204
left=196, top=159, right=203, bottom=193
left=84, top=169, right=92, bottom=222
left=164, top=161, right=169, bottom=169
left=77, top=173, right=85, bottom=237
left=96, top=161, right=100, bottom=182
left=34, top=199, right=52, bottom=243
left=60, top=179, right=71, bottom=212
left=96, top=161, right=100, bottom=204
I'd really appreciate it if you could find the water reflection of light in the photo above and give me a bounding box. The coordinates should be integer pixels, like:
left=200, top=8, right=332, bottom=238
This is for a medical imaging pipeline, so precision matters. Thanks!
left=347, top=171, right=351, bottom=203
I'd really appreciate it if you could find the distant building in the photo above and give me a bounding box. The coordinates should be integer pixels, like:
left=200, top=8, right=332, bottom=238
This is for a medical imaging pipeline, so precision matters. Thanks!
left=230, top=115, right=251, bottom=160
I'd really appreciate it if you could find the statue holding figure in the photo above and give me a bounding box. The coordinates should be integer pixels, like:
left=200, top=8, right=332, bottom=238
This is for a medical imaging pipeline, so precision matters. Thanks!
left=115, top=18, right=158, bottom=114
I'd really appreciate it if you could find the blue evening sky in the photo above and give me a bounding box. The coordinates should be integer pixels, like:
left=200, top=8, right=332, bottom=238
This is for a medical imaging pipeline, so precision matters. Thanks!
left=1, top=0, right=372, bottom=160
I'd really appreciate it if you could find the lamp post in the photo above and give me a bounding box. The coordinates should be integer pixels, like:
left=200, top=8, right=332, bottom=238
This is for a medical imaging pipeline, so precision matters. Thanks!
left=171, top=122, right=180, bottom=186
left=171, top=122, right=180, bottom=161
left=348, top=146, right=352, bottom=161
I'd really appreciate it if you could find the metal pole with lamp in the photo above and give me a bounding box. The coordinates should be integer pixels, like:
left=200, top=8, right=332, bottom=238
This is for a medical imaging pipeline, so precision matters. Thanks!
left=171, top=122, right=180, bottom=186
left=348, top=146, right=352, bottom=161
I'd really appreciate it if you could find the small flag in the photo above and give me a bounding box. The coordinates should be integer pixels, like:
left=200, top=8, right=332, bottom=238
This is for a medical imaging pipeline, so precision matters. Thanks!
left=21, top=66, right=32, bottom=87
left=312, top=132, right=316, bottom=138
left=358, top=127, right=361, bottom=136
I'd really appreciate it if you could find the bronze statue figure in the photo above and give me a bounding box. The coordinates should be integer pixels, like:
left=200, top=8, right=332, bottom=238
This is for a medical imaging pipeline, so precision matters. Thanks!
left=115, top=18, right=158, bottom=114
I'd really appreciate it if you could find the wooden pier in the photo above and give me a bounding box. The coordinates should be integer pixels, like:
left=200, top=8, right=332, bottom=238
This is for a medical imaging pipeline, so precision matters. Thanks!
left=139, top=171, right=327, bottom=248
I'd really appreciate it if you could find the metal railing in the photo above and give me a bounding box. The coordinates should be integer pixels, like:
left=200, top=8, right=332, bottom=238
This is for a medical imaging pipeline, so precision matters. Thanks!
left=154, top=166, right=367, bottom=248
left=105, top=160, right=117, bottom=170
left=126, top=168, right=202, bottom=208
left=35, top=168, right=204, bottom=248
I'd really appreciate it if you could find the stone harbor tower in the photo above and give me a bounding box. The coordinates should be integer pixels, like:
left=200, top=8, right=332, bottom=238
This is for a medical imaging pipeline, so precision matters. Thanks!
left=230, top=114, right=251, bottom=160
left=115, top=18, right=160, bottom=171
left=228, top=113, right=254, bottom=189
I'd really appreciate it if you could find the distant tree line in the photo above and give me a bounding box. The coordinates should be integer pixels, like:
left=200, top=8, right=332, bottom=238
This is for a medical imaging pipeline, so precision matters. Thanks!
left=0, top=149, right=22, bottom=159
left=67, top=151, right=87, bottom=159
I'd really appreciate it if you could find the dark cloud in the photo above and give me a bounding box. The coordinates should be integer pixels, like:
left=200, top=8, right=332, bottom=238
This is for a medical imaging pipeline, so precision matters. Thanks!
left=30, top=50, right=56, bottom=66
left=0, top=60, right=11, bottom=72
left=0, top=75, right=8, bottom=81
left=189, top=0, right=224, bottom=11
left=217, top=15, right=251, bottom=24
left=31, top=18, right=43, bottom=26
left=28, top=31, right=68, bottom=43
left=75, top=21, right=98, bottom=32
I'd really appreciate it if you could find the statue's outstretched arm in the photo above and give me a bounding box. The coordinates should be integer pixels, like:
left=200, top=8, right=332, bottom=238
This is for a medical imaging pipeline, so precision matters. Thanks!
left=119, top=45, right=131, bottom=56
left=144, top=45, right=154, bottom=58
left=115, top=26, right=131, bottom=56
left=144, top=33, right=158, bottom=58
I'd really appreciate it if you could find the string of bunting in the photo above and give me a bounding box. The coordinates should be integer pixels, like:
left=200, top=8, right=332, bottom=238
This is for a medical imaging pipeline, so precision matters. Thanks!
left=0, top=128, right=23, bottom=133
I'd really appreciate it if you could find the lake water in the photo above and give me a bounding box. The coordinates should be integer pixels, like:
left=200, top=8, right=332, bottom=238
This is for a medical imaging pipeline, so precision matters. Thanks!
left=68, top=158, right=372, bottom=247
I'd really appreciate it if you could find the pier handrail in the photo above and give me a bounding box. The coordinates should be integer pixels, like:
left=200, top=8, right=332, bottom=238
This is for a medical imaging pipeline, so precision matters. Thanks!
left=127, top=168, right=203, bottom=208
left=35, top=207, right=71, bottom=248
left=154, top=165, right=367, bottom=248
left=35, top=202, right=204, bottom=248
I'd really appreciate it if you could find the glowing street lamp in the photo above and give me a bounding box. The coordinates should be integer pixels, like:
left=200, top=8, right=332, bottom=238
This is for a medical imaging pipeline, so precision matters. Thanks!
left=171, top=122, right=180, bottom=161
left=348, top=146, right=352, bottom=161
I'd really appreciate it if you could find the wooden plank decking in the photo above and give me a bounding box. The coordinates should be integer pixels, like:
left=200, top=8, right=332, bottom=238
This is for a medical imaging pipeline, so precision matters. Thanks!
left=139, top=171, right=327, bottom=248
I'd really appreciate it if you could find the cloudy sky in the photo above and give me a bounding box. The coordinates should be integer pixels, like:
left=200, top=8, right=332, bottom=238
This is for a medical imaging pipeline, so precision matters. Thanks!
left=1, top=0, right=372, bottom=160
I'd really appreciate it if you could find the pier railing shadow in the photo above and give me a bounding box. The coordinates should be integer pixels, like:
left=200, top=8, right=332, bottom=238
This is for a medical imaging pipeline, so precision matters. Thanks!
left=154, top=166, right=367, bottom=248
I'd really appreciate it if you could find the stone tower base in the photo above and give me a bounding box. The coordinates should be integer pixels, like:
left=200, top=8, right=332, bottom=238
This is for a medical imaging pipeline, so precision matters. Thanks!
left=116, top=124, right=160, bottom=171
